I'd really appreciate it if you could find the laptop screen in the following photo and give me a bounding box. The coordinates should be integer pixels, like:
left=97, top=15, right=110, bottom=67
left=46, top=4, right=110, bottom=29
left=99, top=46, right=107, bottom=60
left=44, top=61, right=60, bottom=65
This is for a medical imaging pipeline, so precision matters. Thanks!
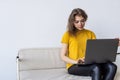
left=84, top=39, right=119, bottom=64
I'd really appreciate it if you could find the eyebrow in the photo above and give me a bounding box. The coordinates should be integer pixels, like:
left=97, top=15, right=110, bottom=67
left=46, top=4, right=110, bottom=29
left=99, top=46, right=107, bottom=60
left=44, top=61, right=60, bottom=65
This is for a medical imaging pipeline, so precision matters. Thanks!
left=75, top=19, right=85, bottom=21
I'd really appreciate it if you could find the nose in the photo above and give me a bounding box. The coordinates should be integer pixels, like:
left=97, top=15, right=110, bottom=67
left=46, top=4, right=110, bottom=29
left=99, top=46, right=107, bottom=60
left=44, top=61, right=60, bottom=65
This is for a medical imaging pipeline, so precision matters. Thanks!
left=78, top=21, right=82, bottom=25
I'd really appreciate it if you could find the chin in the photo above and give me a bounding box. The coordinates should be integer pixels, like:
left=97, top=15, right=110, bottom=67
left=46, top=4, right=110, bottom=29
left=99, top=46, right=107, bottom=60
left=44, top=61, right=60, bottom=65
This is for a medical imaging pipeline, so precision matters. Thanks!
left=78, top=28, right=84, bottom=30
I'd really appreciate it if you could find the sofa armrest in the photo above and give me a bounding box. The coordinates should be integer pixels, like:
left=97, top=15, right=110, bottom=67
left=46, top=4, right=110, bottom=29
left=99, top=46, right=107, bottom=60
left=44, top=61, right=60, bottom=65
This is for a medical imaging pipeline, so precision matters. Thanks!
left=16, top=56, right=19, bottom=61
left=16, top=56, right=22, bottom=62
left=16, top=56, right=20, bottom=80
left=117, top=53, right=120, bottom=55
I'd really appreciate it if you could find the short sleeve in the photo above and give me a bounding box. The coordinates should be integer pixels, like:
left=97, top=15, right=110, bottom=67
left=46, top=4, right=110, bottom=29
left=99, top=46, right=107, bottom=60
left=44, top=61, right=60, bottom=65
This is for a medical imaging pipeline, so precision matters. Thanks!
left=91, top=31, right=96, bottom=39
left=61, top=31, right=70, bottom=44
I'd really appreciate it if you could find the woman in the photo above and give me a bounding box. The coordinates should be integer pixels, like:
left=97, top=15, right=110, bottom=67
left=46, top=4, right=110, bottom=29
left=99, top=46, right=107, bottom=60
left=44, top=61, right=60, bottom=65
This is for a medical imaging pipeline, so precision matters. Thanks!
left=61, top=8, right=120, bottom=80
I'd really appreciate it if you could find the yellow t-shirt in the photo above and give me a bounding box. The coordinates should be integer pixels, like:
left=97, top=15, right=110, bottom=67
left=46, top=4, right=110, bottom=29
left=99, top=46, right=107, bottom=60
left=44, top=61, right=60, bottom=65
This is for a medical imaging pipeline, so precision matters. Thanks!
left=61, top=29, right=96, bottom=69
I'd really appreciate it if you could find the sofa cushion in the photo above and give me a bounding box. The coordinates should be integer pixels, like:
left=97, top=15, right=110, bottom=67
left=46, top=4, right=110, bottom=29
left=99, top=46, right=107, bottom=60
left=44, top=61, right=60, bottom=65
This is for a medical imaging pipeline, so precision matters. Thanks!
left=20, top=68, right=91, bottom=80
left=114, top=54, right=120, bottom=80
left=18, top=48, right=65, bottom=70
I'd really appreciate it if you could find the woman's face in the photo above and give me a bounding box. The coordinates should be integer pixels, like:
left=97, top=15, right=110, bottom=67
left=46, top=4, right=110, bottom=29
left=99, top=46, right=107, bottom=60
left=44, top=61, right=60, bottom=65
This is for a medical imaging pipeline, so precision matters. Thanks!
left=73, top=15, right=86, bottom=30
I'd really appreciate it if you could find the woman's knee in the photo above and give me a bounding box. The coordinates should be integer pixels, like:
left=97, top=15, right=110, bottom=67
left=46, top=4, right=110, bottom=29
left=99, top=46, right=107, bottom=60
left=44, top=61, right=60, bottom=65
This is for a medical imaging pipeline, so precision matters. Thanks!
left=92, top=64, right=101, bottom=73
left=90, top=64, right=101, bottom=80
left=106, top=62, right=117, bottom=72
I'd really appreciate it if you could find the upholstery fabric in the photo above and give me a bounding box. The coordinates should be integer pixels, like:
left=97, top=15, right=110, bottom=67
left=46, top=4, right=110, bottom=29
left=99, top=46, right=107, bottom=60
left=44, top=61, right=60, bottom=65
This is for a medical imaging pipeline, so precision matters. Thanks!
left=20, top=68, right=91, bottom=80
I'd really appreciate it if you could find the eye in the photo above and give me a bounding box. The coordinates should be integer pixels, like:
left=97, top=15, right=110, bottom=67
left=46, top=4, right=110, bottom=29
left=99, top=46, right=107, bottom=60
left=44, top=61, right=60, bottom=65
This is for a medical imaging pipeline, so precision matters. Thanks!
left=74, top=20, right=85, bottom=24
left=81, top=19, right=85, bottom=23
left=74, top=21, right=79, bottom=23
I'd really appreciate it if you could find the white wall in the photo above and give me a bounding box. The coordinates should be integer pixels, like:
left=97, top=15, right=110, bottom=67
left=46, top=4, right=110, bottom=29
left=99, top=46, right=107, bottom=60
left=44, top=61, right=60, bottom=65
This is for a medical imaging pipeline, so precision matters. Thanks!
left=0, top=0, right=120, bottom=80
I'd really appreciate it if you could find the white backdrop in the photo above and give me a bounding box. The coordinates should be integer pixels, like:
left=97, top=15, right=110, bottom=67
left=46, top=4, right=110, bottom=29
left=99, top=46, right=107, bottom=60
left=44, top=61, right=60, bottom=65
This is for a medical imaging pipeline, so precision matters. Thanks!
left=0, top=0, right=120, bottom=80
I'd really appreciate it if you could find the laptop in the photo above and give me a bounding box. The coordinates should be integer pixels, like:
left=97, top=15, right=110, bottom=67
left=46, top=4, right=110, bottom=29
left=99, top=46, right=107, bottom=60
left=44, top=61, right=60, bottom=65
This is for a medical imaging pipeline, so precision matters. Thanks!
left=84, top=39, right=119, bottom=64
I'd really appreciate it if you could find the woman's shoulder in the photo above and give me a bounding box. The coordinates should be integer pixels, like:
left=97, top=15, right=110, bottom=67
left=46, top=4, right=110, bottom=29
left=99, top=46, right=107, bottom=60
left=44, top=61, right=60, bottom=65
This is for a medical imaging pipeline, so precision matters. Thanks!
left=62, top=31, right=70, bottom=36
left=84, top=29, right=96, bottom=38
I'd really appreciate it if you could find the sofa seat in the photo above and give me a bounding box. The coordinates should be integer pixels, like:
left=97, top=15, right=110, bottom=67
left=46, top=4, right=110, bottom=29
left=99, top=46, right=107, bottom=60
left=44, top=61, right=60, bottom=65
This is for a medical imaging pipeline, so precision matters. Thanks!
left=20, top=68, right=91, bottom=80
left=114, top=54, right=120, bottom=80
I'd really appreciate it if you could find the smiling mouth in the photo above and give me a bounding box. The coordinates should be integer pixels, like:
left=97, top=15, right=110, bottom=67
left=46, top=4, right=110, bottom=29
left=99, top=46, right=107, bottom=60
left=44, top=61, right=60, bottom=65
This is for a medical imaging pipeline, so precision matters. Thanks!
left=78, top=26, right=83, bottom=28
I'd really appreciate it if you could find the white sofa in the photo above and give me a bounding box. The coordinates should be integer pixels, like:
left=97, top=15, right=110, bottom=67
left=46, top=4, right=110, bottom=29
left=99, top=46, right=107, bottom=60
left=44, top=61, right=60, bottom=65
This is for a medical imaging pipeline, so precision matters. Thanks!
left=17, top=48, right=120, bottom=80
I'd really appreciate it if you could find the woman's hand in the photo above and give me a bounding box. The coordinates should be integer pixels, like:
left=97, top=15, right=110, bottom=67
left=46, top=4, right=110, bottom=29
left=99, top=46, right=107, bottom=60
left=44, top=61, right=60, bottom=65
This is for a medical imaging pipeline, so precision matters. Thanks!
left=115, top=38, right=120, bottom=46
left=77, top=57, right=85, bottom=64
left=118, top=39, right=120, bottom=46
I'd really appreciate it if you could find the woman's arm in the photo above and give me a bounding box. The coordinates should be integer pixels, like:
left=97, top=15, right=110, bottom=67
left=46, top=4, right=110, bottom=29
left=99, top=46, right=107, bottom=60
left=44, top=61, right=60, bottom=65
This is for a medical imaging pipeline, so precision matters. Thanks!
left=118, top=39, right=120, bottom=46
left=115, top=38, right=120, bottom=46
left=60, top=43, right=78, bottom=64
